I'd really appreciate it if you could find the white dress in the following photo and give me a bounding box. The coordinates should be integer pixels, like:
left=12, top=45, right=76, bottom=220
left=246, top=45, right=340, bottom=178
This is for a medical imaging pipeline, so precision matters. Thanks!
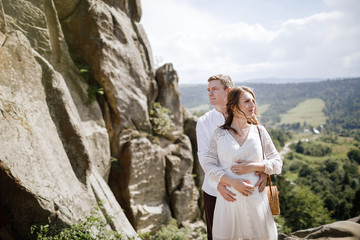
left=203, top=125, right=282, bottom=240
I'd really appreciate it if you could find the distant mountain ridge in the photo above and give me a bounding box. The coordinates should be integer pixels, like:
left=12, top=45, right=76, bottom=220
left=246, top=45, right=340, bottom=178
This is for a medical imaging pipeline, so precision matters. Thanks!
left=179, top=78, right=360, bottom=131
left=180, top=77, right=345, bottom=87
left=242, top=77, right=326, bottom=84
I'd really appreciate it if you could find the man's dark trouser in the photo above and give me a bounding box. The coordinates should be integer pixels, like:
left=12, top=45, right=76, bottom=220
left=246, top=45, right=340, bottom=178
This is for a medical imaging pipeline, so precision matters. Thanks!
left=203, top=191, right=217, bottom=240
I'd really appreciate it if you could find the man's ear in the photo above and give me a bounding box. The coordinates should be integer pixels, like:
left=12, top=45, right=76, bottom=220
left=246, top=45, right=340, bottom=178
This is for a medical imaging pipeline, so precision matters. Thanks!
left=226, top=88, right=232, bottom=93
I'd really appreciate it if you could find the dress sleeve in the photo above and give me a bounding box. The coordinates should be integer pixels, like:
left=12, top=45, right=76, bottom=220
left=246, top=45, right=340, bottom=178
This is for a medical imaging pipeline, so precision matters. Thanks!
left=259, top=126, right=283, bottom=175
left=202, top=129, right=226, bottom=183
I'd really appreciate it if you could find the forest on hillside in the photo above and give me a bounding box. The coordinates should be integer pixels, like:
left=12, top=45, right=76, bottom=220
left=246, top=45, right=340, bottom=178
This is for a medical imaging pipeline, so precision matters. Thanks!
left=180, top=78, right=360, bottom=137
left=268, top=129, right=360, bottom=234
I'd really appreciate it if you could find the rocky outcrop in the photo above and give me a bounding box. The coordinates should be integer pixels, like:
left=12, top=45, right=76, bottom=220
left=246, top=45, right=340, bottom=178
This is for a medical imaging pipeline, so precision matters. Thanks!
left=183, top=107, right=205, bottom=218
left=108, top=132, right=200, bottom=234
left=108, top=65, right=200, bottom=234
left=60, top=0, right=157, bottom=135
left=0, top=0, right=200, bottom=238
left=0, top=0, right=138, bottom=238
left=108, top=130, right=172, bottom=233
left=280, top=217, right=360, bottom=240
left=155, top=64, right=183, bottom=140
left=0, top=29, right=136, bottom=239
left=163, top=135, right=200, bottom=225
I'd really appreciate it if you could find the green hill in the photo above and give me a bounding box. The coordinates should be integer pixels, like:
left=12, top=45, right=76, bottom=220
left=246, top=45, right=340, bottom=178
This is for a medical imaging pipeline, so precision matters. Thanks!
left=180, top=78, right=360, bottom=134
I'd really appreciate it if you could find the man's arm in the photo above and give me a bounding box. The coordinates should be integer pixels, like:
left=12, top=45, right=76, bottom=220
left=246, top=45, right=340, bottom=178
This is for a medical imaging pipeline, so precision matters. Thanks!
left=217, top=182, right=236, bottom=202
left=196, top=122, right=238, bottom=201
left=195, top=120, right=210, bottom=170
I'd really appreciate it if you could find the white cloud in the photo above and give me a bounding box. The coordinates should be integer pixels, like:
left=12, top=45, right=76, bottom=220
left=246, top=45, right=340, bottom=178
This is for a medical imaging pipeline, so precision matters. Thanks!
left=283, top=11, right=342, bottom=27
left=343, top=52, right=360, bottom=68
left=141, top=0, right=360, bottom=84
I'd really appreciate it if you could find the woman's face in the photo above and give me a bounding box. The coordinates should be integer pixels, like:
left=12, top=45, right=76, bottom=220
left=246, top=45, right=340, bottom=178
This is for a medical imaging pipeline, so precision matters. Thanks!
left=233, top=91, right=256, bottom=119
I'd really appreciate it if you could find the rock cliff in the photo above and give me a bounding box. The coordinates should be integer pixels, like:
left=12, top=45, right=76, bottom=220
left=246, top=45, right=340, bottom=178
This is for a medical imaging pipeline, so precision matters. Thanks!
left=0, top=0, right=199, bottom=239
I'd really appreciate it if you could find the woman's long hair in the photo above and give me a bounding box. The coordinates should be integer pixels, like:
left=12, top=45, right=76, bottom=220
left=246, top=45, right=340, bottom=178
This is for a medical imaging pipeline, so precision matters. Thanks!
left=220, top=86, right=260, bottom=134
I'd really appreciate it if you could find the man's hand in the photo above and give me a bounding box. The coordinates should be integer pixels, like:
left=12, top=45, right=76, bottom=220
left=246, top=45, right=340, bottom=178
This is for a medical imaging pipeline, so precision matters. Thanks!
left=217, top=182, right=236, bottom=202
left=254, top=172, right=267, bottom=192
left=228, top=178, right=254, bottom=197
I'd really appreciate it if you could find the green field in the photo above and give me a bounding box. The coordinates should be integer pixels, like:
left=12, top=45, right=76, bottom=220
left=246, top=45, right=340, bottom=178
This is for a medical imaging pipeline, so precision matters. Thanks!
left=279, top=98, right=327, bottom=127
left=259, top=104, right=270, bottom=115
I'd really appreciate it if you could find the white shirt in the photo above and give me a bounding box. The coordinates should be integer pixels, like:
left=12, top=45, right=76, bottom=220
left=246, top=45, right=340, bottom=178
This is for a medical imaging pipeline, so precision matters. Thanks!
left=196, top=108, right=226, bottom=196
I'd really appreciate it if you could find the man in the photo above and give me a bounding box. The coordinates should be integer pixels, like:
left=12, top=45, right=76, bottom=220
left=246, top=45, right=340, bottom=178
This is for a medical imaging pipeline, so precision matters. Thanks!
left=196, top=74, right=267, bottom=240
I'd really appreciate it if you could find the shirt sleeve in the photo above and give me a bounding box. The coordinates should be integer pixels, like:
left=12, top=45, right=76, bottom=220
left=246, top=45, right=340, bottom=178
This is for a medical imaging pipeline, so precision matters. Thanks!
left=259, top=126, right=283, bottom=175
left=202, top=129, right=226, bottom=183
left=196, top=119, right=210, bottom=170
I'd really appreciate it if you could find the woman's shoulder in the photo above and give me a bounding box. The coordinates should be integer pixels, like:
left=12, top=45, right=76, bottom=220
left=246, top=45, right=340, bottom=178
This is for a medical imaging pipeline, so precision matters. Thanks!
left=254, top=124, right=265, bottom=130
left=255, top=124, right=272, bottom=140
left=254, top=124, right=267, bottom=135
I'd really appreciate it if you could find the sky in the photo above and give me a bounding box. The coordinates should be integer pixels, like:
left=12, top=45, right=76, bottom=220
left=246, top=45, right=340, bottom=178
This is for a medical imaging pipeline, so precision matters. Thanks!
left=140, top=0, right=360, bottom=85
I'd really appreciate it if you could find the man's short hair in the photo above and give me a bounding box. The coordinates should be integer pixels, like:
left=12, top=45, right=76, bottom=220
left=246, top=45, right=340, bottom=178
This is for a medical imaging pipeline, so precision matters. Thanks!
left=207, top=74, right=234, bottom=89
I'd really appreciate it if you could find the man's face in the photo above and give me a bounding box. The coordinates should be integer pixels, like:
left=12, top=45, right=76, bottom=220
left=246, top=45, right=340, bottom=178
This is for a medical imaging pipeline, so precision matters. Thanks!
left=207, top=80, right=228, bottom=106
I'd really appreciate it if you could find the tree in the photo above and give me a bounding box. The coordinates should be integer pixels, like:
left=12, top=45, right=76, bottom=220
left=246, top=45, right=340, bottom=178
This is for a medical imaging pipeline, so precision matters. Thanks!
left=324, top=159, right=339, bottom=173
left=352, top=188, right=360, bottom=216
left=347, top=149, right=360, bottom=164
left=295, top=141, right=304, bottom=154
left=283, top=185, right=332, bottom=231
left=298, top=165, right=313, bottom=177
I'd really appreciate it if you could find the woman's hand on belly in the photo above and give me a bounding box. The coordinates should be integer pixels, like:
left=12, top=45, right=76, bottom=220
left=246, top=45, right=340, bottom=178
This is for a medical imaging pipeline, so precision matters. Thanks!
left=231, top=161, right=265, bottom=175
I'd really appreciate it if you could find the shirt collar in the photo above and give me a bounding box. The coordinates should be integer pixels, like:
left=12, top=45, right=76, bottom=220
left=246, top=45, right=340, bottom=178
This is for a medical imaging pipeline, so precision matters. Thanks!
left=212, top=108, right=226, bottom=119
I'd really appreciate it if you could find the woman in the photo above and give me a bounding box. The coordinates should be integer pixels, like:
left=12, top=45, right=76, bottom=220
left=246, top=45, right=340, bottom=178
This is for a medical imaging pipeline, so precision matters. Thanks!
left=203, top=86, right=282, bottom=240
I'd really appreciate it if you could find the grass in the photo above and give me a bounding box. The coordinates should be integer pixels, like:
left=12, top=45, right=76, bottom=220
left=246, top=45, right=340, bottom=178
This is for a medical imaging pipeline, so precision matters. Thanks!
left=139, top=219, right=206, bottom=240
left=279, top=98, right=327, bottom=127
left=31, top=202, right=123, bottom=240
left=259, top=104, right=270, bottom=115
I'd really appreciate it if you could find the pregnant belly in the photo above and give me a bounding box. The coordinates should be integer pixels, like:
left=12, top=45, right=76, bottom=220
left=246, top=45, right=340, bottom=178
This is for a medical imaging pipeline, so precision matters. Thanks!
left=224, top=168, right=260, bottom=186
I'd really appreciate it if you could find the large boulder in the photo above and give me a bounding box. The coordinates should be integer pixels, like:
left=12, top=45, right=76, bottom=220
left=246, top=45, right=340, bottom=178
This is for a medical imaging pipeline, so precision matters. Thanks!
left=109, top=130, right=200, bottom=233
left=0, top=0, right=137, bottom=238
left=60, top=0, right=157, bottom=137
left=280, top=218, right=360, bottom=240
left=0, top=30, right=136, bottom=239
left=183, top=107, right=204, bottom=218
left=3, top=0, right=111, bottom=181
left=108, top=130, right=172, bottom=233
left=163, top=135, right=200, bottom=225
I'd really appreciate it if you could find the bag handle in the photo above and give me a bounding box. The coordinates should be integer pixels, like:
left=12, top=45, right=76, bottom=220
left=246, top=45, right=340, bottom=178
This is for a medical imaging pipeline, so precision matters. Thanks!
left=256, top=125, right=273, bottom=197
